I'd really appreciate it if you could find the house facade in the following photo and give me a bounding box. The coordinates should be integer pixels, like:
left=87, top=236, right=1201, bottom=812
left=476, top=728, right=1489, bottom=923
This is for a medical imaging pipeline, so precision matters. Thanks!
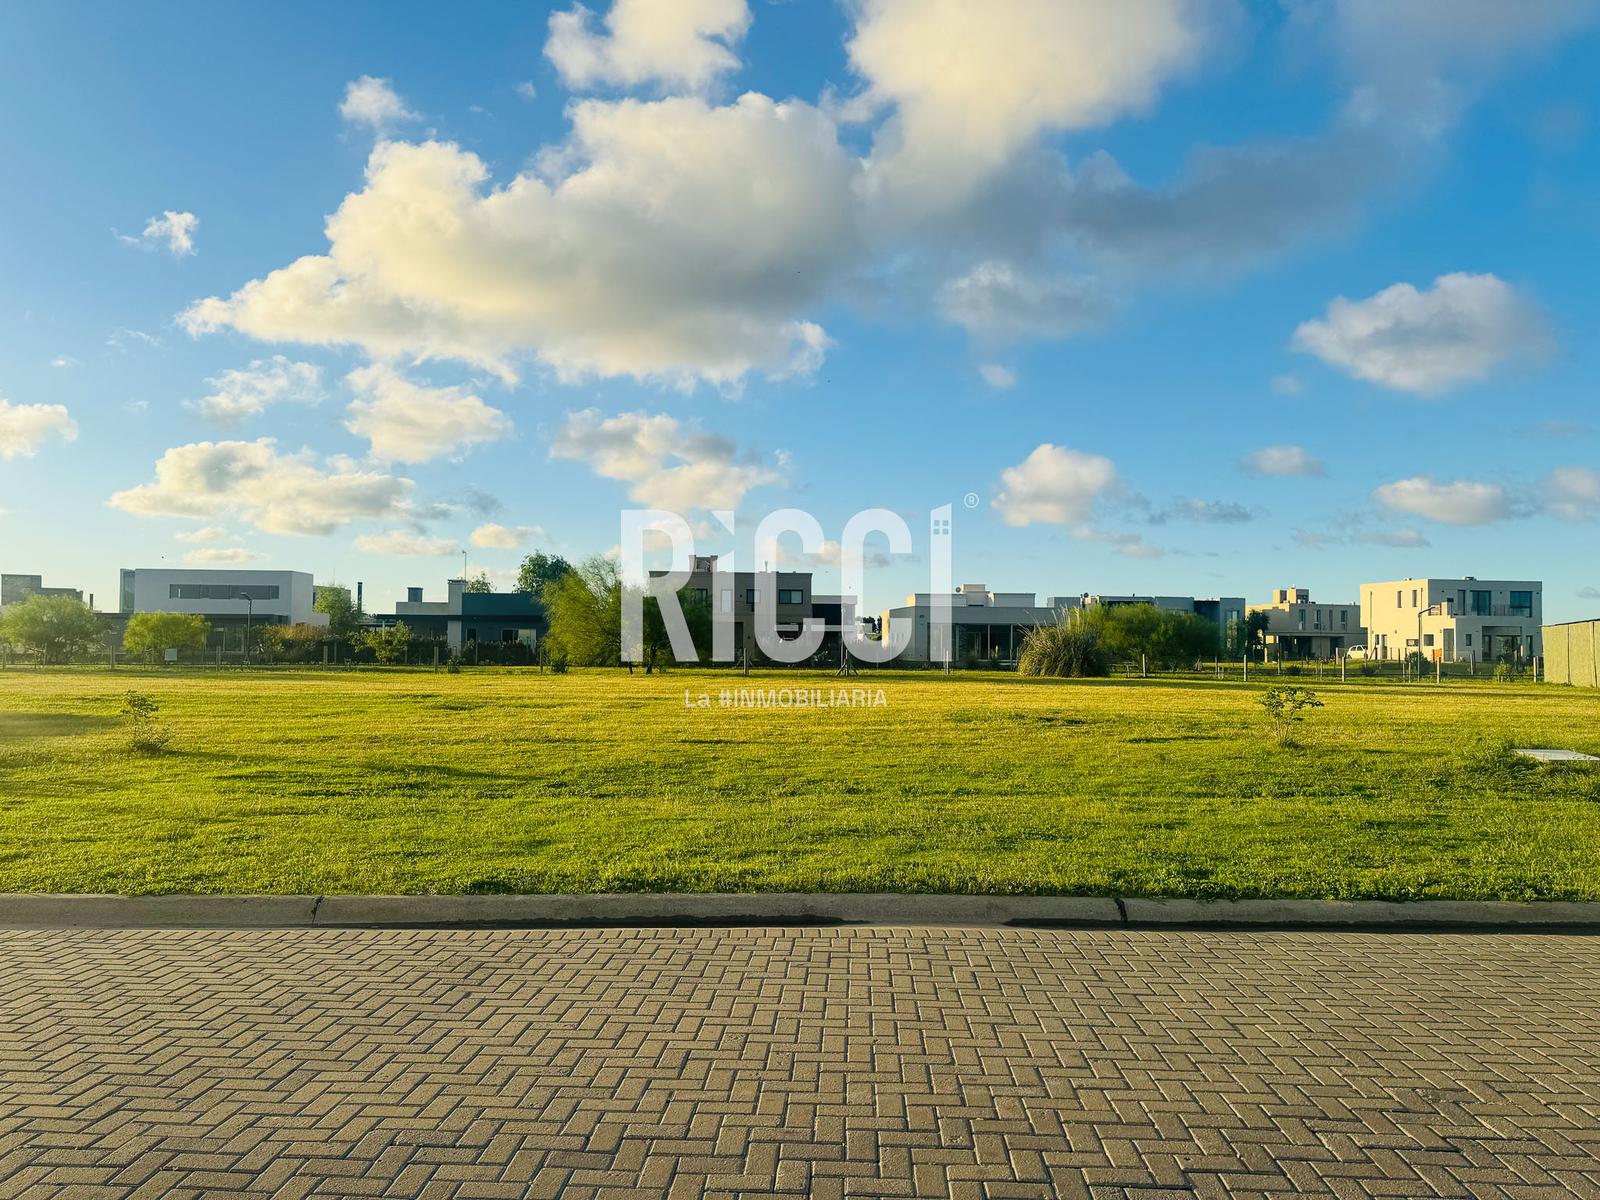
left=1360, top=577, right=1542, bottom=663
left=1249, top=587, right=1365, bottom=659
left=882, top=585, right=1079, bottom=664
left=385, top=578, right=545, bottom=655
left=0, top=573, right=85, bottom=610
left=664, top=556, right=847, bottom=664
left=118, top=568, right=324, bottom=626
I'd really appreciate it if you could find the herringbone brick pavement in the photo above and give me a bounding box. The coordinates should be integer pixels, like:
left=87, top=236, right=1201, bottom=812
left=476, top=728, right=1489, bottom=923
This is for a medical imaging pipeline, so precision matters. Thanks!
left=0, top=926, right=1596, bottom=1198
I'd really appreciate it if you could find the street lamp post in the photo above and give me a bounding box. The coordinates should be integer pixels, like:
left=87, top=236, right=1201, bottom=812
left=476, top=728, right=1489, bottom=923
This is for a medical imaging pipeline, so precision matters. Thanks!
left=240, top=592, right=254, bottom=666
left=1417, top=600, right=1447, bottom=681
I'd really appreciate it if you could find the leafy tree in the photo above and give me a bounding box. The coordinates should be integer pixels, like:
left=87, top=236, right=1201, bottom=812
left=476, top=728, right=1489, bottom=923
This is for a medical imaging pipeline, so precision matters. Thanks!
left=0, top=595, right=104, bottom=664
left=464, top=573, right=494, bottom=594
left=543, top=556, right=712, bottom=672
left=258, top=623, right=325, bottom=664
left=313, top=586, right=363, bottom=639
left=544, top=556, right=622, bottom=667
left=1245, top=611, right=1270, bottom=655
left=123, top=612, right=210, bottom=661
left=356, top=622, right=413, bottom=664
left=516, top=551, right=574, bottom=598
left=1070, top=604, right=1218, bottom=669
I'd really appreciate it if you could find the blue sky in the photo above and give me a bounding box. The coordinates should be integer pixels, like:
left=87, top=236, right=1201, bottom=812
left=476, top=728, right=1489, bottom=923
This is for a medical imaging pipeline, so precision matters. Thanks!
left=1, top=0, right=1598, bottom=618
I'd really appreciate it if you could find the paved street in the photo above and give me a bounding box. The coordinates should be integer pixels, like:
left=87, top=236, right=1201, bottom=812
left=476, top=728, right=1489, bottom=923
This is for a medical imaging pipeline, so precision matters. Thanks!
left=0, top=926, right=1596, bottom=1199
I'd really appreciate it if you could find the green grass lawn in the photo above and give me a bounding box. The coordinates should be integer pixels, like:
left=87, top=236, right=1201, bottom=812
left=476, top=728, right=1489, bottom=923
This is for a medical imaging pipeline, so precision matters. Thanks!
left=1, top=666, right=1597, bottom=899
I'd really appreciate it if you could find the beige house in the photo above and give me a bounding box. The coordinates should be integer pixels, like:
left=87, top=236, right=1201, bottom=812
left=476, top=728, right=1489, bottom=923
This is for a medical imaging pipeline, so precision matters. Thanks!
left=1360, top=577, right=1541, bottom=664
left=1249, top=587, right=1364, bottom=659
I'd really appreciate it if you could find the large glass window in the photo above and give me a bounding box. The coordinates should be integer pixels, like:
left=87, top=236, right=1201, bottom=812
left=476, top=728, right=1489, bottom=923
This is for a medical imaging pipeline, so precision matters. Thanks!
left=1470, top=590, right=1491, bottom=615
left=1509, top=590, right=1533, bottom=617
left=778, top=589, right=804, bottom=604
left=168, top=583, right=280, bottom=601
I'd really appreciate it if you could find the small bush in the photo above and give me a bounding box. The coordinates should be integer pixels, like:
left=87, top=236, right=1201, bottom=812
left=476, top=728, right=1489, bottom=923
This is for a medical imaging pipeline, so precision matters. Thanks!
left=1257, top=686, right=1323, bottom=746
left=1017, top=617, right=1110, bottom=678
left=549, top=653, right=569, bottom=674
left=1493, top=661, right=1518, bottom=682
left=445, top=658, right=462, bottom=674
left=120, top=692, right=171, bottom=754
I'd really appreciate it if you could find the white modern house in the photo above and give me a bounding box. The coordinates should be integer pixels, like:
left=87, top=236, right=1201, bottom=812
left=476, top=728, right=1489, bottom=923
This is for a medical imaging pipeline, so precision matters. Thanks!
left=1249, top=587, right=1365, bottom=659
left=882, top=585, right=1080, bottom=663
left=118, top=568, right=326, bottom=628
left=1359, top=577, right=1541, bottom=664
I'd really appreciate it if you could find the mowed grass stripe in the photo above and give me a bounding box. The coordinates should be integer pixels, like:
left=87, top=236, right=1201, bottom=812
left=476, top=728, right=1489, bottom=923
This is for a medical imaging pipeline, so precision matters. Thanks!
left=0, top=667, right=1596, bottom=898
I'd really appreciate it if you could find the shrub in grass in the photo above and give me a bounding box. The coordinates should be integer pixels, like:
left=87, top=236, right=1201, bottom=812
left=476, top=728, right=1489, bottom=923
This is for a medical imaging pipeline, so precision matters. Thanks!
left=1017, top=617, right=1110, bottom=678
left=1257, top=686, right=1322, bottom=745
left=120, top=692, right=171, bottom=754
left=550, top=654, right=569, bottom=674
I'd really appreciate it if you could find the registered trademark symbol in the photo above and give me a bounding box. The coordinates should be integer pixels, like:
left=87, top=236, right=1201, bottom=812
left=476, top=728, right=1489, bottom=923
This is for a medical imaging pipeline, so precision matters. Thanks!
left=962, top=492, right=980, bottom=509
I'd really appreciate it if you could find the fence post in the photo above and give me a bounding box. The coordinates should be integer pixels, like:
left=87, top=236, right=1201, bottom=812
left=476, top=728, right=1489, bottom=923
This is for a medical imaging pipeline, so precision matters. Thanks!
left=1141, top=653, right=1147, bottom=678
left=1242, top=655, right=1248, bottom=682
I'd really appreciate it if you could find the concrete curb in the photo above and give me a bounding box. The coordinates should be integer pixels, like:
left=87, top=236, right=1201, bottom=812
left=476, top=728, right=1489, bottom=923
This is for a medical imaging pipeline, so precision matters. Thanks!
left=0, top=893, right=1598, bottom=929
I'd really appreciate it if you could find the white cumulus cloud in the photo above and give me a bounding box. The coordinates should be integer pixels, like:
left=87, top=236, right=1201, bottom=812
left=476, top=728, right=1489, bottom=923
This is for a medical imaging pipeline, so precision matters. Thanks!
left=355, top=530, right=460, bottom=556
left=119, top=211, right=198, bottom=256
left=1546, top=466, right=1600, bottom=520
left=174, top=526, right=228, bottom=544
left=546, top=0, right=751, bottom=91
left=978, top=363, right=1016, bottom=390
left=1373, top=476, right=1510, bottom=525
left=184, top=547, right=262, bottom=565
left=0, top=399, right=78, bottom=460
left=1292, top=272, right=1552, bottom=396
left=470, top=522, right=545, bottom=549
left=344, top=364, right=513, bottom=464
left=847, top=0, right=1216, bottom=211
left=193, top=356, right=323, bottom=424
left=939, top=261, right=1107, bottom=343
left=340, top=76, right=419, bottom=130
left=182, top=95, right=853, bottom=387
left=551, top=408, right=784, bottom=512
left=1242, top=444, right=1324, bottom=477
left=992, top=443, right=1119, bottom=527
left=109, top=439, right=418, bottom=535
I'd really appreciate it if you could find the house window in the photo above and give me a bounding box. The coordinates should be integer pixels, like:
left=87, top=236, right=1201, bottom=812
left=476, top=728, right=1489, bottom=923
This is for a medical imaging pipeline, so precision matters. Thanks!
left=1340, top=610, right=1348, bottom=627
left=466, top=629, right=478, bottom=642
left=169, top=583, right=280, bottom=601
left=502, top=629, right=517, bottom=643
left=1470, top=590, right=1491, bottom=616
left=720, top=589, right=733, bottom=615
left=1396, top=590, right=1403, bottom=608
left=745, top=588, right=760, bottom=606
left=1465, top=633, right=1473, bottom=647
left=1296, top=608, right=1306, bottom=629
left=778, top=589, right=804, bottom=605
left=1423, top=634, right=1434, bottom=647
left=1411, top=588, right=1418, bottom=607
left=1509, top=590, right=1532, bottom=617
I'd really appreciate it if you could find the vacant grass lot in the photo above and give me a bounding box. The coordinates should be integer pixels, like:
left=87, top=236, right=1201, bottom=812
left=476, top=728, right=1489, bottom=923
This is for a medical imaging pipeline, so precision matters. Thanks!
left=0, top=667, right=1597, bottom=899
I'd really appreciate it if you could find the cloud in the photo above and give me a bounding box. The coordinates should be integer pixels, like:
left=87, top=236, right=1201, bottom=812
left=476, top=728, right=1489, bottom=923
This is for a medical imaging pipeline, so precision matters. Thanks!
left=183, top=96, right=854, bottom=387
left=50, top=355, right=80, bottom=369
left=470, top=522, right=545, bottom=549
left=184, top=547, right=262, bottom=565
left=993, top=443, right=1118, bottom=528
left=1580, top=586, right=1600, bottom=601
left=107, top=328, right=163, bottom=351
left=546, top=0, right=751, bottom=91
left=1546, top=466, right=1600, bottom=520
left=978, top=363, right=1016, bottom=390
left=1325, top=0, right=1600, bottom=133
left=1168, top=498, right=1252, bottom=524
left=939, top=261, right=1108, bottom=342
left=0, top=399, right=78, bottom=460
left=109, top=439, right=418, bottom=535
left=119, top=211, right=198, bottom=256
left=1373, top=476, right=1510, bottom=525
left=355, top=530, right=460, bottom=556
left=1241, top=444, right=1324, bottom=477
left=515, top=81, right=538, bottom=101
left=193, top=356, right=323, bottom=424
left=344, top=364, right=513, bottom=463
left=340, top=76, right=419, bottom=130
left=846, top=0, right=1216, bottom=211
left=1292, top=272, right=1552, bottom=395
left=550, top=408, right=785, bottom=511
left=174, top=526, right=227, bottom=544
left=1270, top=374, right=1304, bottom=396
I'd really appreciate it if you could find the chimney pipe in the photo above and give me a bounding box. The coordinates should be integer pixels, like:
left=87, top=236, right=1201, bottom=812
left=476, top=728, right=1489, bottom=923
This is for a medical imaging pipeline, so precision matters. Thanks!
left=357, top=581, right=364, bottom=612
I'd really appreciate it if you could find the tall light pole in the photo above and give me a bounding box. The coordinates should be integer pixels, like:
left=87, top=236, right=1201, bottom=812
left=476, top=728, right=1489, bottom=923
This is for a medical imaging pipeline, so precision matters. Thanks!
left=240, top=591, right=254, bottom=666
left=1417, top=600, right=1446, bottom=681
